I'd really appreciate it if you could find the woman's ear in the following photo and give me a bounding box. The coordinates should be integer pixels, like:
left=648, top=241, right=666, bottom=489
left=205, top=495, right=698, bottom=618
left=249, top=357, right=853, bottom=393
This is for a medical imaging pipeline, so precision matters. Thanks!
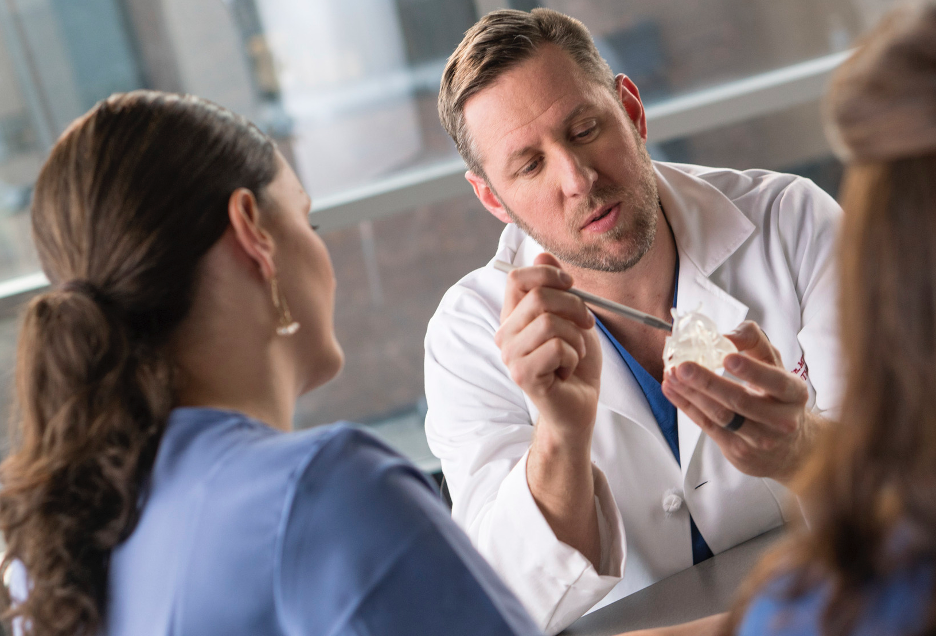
left=227, top=188, right=276, bottom=280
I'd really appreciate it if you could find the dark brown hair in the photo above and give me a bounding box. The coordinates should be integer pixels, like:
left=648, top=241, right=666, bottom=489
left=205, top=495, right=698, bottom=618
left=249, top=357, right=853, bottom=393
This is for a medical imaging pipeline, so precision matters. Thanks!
left=726, top=4, right=936, bottom=634
left=0, top=91, right=276, bottom=635
left=437, top=8, right=615, bottom=177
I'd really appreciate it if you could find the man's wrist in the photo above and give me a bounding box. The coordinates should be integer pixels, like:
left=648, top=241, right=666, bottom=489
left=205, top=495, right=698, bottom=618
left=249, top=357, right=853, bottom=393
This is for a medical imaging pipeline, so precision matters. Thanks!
left=531, top=414, right=594, bottom=459
left=525, top=424, right=602, bottom=569
left=775, top=411, right=827, bottom=486
left=527, top=418, right=596, bottom=516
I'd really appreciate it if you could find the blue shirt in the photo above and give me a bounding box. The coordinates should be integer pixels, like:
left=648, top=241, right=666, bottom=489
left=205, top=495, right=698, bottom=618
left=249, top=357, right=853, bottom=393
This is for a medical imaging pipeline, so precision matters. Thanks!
left=100, top=408, right=541, bottom=636
left=738, top=564, right=933, bottom=636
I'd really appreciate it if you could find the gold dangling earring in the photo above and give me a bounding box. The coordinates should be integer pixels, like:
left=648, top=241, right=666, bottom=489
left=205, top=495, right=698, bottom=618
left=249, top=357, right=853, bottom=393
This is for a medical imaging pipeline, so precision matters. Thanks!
left=270, top=276, right=300, bottom=336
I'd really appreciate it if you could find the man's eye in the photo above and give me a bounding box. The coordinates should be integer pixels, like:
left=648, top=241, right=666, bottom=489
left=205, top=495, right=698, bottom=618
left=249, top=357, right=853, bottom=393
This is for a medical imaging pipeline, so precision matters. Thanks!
left=520, top=158, right=540, bottom=175
left=574, top=126, right=597, bottom=140
left=309, top=223, right=320, bottom=231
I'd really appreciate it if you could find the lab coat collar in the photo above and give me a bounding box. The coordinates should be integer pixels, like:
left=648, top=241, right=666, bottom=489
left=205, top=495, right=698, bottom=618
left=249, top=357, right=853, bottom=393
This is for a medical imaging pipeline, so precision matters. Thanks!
left=654, top=162, right=755, bottom=277
left=596, top=328, right=674, bottom=455
left=499, top=162, right=753, bottom=473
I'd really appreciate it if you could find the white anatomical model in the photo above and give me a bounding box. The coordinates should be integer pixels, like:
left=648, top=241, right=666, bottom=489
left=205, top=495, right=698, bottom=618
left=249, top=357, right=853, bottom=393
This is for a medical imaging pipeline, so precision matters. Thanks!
left=662, top=306, right=737, bottom=373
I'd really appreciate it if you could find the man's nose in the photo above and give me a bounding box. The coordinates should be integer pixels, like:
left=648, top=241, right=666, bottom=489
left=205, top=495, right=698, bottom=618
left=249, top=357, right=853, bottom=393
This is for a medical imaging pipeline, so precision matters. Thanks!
left=555, top=149, right=597, bottom=198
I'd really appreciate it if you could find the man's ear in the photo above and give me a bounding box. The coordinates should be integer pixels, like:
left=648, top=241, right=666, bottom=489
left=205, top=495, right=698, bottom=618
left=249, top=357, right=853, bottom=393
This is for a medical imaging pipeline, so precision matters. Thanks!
left=227, top=188, right=276, bottom=280
left=465, top=171, right=512, bottom=224
left=615, top=74, right=648, bottom=141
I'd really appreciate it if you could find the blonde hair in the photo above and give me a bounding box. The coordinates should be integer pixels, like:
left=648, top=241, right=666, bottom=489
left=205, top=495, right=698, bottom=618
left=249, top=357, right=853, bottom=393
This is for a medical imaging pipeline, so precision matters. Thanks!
left=437, top=8, right=615, bottom=177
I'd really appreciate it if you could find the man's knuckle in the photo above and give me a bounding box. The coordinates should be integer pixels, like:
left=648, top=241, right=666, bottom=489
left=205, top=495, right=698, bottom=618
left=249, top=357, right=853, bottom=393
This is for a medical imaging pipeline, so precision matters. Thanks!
left=732, top=392, right=752, bottom=414
left=734, top=443, right=755, bottom=463
left=529, top=287, right=548, bottom=305
left=758, top=437, right=777, bottom=452
left=714, top=406, right=732, bottom=425
left=696, top=372, right=715, bottom=391
left=542, top=313, right=563, bottom=331
left=739, top=322, right=759, bottom=342
left=793, top=380, right=809, bottom=404
left=510, top=366, right=525, bottom=386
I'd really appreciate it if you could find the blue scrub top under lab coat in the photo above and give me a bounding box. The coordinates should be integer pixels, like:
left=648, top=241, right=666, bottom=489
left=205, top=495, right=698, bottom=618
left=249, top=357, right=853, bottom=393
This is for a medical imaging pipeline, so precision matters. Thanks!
left=100, top=407, right=541, bottom=636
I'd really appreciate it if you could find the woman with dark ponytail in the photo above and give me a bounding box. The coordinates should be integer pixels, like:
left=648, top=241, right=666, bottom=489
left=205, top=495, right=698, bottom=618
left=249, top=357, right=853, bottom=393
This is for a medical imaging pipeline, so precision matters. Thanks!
left=0, top=91, right=542, bottom=636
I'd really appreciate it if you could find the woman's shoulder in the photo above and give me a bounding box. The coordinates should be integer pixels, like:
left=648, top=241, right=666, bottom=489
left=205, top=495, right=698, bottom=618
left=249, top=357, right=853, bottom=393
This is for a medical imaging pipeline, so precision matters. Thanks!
left=276, top=420, right=441, bottom=542
left=160, top=407, right=400, bottom=487
left=254, top=418, right=429, bottom=500
left=273, top=420, right=541, bottom=636
left=147, top=408, right=537, bottom=636
left=160, top=408, right=439, bottom=536
left=738, top=562, right=934, bottom=636
left=146, top=408, right=426, bottom=553
left=110, top=412, right=430, bottom=634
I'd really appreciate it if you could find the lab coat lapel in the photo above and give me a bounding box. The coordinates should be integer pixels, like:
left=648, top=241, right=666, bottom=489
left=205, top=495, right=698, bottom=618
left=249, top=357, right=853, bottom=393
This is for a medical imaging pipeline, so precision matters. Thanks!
left=673, top=257, right=749, bottom=476
left=655, top=162, right=753, bottom=476
left=655, top=162, right=756, bottom=277
left=595, top=332, right=672, bottom=454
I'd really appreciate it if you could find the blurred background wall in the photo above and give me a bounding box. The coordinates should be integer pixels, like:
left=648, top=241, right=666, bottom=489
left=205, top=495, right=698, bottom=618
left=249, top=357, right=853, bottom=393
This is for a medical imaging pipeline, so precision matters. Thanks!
left=0, top=0, right=899, bottom=470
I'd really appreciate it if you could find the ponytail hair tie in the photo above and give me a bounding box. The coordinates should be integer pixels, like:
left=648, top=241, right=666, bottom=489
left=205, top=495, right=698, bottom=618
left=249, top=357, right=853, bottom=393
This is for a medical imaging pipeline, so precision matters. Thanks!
left=61, top=279, right=112, bottom=308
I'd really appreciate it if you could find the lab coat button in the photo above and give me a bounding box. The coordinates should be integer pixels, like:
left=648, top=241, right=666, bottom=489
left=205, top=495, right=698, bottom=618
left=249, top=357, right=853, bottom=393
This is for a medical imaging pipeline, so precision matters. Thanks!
left=662, top=489, right=684, bottom=515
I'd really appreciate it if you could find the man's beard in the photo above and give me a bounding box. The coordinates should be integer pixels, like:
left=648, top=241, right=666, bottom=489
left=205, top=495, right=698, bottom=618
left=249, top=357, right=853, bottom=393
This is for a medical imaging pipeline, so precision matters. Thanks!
left=502, top=149, right=660, bottom=273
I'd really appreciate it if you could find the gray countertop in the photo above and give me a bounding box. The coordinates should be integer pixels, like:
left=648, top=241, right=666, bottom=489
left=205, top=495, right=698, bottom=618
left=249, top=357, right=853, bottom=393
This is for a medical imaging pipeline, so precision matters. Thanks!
left=562, top=527, right=785, bottom=635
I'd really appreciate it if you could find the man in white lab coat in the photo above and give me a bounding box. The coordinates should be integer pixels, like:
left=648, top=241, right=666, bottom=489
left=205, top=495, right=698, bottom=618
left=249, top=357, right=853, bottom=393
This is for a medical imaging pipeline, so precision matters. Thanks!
left=425, top=8, right=842, bottom=635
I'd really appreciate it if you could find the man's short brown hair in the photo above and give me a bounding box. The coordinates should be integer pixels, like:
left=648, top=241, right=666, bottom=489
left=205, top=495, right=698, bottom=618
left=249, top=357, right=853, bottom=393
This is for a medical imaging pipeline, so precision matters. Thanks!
left=438, top=8, right=615, bottom=177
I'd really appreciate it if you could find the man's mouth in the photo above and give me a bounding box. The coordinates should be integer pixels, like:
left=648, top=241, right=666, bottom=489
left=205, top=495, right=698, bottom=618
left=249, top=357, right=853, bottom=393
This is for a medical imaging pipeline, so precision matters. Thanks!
left=580, top=202, right=621, bottom=232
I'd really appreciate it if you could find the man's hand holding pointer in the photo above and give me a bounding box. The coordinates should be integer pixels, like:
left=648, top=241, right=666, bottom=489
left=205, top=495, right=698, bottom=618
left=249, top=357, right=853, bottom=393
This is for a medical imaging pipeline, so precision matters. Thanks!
left=495, top=252, right=604, bottom=568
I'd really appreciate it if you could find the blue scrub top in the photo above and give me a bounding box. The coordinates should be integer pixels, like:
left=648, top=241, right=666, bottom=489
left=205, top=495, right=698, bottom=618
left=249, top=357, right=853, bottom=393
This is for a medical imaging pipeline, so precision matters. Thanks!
left=593, top=255, right=714, bottom=565
left=738, top=564, right=932, bottom=636
left=99, top=407, right=541, bottom=636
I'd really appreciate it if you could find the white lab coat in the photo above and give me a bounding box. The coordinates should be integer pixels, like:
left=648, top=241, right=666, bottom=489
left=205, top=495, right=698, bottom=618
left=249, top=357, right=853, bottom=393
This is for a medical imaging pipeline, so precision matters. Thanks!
left=424, top=161, right=843, bottom=635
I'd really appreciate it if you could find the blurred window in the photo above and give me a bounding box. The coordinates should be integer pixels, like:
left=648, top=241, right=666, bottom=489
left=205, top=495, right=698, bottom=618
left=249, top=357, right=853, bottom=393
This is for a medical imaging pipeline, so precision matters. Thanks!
left=0, top=0, right=900, bottom=465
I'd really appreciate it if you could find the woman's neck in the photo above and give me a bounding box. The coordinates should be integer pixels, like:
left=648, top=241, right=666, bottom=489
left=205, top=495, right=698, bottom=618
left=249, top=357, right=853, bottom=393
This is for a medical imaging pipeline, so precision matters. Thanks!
left=173, top=356, right=296, bottom=432
left=169, top=271, right=298, bottom=432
